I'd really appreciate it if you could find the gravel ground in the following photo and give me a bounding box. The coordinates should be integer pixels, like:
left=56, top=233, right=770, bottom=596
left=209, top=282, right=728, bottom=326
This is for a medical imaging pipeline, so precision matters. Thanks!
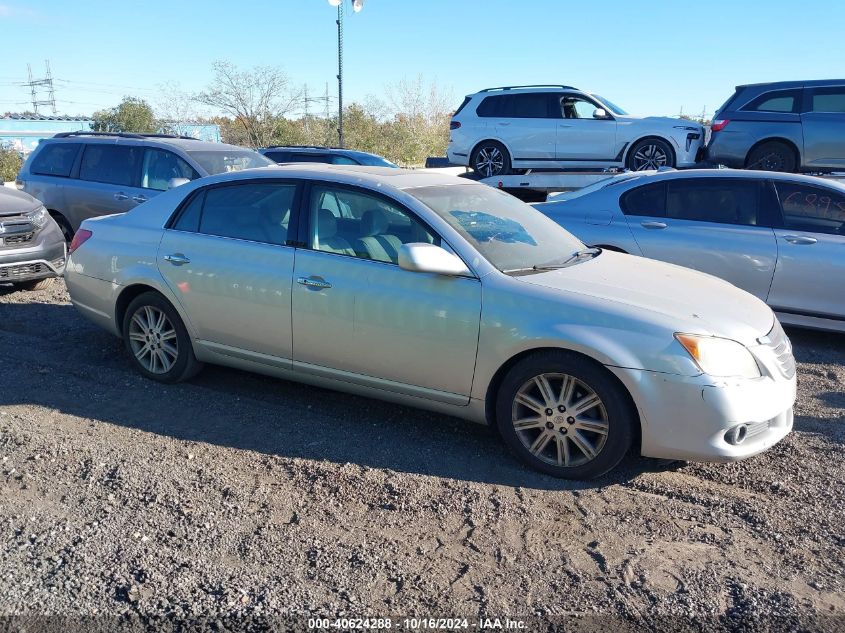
left=0, top=280, right=843, bottom=632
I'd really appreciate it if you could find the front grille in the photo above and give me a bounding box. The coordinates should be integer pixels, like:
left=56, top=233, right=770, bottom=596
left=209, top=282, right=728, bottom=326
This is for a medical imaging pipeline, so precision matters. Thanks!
left=1, top=231, right=35, bottom=246
left=765, top=319, right=796, bottom=379
left=0, top=262, right=44, bottom=279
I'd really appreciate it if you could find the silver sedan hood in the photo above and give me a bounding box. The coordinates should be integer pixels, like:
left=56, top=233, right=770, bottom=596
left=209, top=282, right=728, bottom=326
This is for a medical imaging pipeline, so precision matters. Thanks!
left=515, top=251, right=774, bottom=342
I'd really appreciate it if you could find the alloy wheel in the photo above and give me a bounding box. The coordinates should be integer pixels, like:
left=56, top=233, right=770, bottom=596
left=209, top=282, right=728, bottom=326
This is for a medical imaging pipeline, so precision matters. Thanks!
left=632, top=144, right=669, bottom=170
left=475, top=146, right=504, bottom=177
left=128, top=305, right=179, bottom=374
left=511, top=373, right=609, bottom=467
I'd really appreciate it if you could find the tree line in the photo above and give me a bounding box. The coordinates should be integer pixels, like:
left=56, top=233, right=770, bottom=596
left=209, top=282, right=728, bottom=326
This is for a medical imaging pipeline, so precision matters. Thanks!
left=91, top=61, right=453, bottom=168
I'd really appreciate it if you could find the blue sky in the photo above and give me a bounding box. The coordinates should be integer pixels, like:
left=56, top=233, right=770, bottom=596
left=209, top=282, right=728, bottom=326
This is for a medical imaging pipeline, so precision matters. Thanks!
left=2, top=0, right=844, bottom=119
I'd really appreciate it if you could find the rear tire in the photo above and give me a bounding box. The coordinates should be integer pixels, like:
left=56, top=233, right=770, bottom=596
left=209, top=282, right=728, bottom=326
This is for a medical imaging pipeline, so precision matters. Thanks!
left=12, top=277, right=54, bottom=291
left=122, top=291, right=202, bottom=383
left=745, top=141, right=797, bottom=172
left=471, top=141, right=511, bottom=177
left=495, top=350, right=634, bottom=479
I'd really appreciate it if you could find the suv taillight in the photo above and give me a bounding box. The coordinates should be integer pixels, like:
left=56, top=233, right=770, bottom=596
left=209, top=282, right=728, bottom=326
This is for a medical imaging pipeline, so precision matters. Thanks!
left=711, top=119, right=730, bottom=132
left=449, top=120, right=461, bottom=130
left=68, top=229, right=92, bottom=255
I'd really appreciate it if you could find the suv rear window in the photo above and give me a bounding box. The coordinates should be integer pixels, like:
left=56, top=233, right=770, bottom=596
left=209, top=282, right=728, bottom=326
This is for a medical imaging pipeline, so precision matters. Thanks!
left=30, top=143, right=81, bottom=177
left=79, top=145, right=143, bottom=186
left=476, top=93, right=555, bottom=118
left=453, top=96, right=471, bottom=117
left=740, top=89, right=801, bottom=114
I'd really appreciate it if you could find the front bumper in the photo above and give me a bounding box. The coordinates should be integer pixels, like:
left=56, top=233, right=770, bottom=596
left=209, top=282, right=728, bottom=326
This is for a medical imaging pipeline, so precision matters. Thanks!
left=0, top=221, right=67, bottom=283
left=669, top=133, right=705, bottom=168
left=610, top=366, right=796, bottom=462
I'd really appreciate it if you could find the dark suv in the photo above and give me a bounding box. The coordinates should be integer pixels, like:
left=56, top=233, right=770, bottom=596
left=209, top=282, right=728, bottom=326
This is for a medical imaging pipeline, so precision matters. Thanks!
left=259, top=146, right=397, bottom=168
left=707, top=79, right=845, bottom=173
left=18, top=132, right=273, bottom=240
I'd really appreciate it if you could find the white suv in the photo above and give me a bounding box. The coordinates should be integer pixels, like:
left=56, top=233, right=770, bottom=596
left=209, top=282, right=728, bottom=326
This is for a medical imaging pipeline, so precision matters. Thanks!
left=447, top=85, right=705, bottom=177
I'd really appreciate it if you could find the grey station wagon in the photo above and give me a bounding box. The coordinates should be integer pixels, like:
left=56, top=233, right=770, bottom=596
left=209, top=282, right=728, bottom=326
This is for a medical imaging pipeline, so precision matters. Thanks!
left=707, top=79, right=845, bottom=173
left=18, top=132, right=273, bottom=240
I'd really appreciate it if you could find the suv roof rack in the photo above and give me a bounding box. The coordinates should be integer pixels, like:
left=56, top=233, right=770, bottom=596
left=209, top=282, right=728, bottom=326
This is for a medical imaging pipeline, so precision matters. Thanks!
left=479, top=85, right=578, bottom=92
left=52, top=131, right=199, bottom=140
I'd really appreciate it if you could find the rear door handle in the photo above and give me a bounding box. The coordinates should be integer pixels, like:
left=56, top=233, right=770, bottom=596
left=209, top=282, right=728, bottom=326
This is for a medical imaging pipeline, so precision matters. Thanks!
left=782, top=235, right=817, bottom=245
left=132, top=195, right=148, bottom=203
left=297, top=276, right=332, bottom=290
left=163, top=253, right=191, bottom=265
left=641, top=221, right=667, bottom=229
left=114, top=192, right=129, bottom=201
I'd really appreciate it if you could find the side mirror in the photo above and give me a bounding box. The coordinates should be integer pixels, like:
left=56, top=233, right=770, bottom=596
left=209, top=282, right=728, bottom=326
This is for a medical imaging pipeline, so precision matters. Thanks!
left=167, top=177, right=190, bottom=189
left=398, top=243, right=471, bottom=277
left=593, top=108, right=609, bottom=119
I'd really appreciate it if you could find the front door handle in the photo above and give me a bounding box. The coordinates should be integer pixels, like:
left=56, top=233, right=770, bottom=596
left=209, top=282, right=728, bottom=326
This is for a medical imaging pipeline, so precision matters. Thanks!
left=297, top=276, right=332, bottom=290
left=163, top=253, right=191, bottom=265
left=132, top=195, right=148, bottom=203
left=114, top=192, right=129, bottom=201
left=641, top=221, right=668, bottom=229
left=782, top=235, right=817, bottom=245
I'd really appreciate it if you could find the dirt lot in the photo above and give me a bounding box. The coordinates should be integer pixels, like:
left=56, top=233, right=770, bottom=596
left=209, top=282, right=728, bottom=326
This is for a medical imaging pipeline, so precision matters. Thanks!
left=0, top=280, right=843, bottom=631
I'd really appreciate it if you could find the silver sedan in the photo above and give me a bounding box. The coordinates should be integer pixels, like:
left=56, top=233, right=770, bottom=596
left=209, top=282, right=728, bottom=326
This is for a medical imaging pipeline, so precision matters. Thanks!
left=65, top=165, right=795, bottom=479
left=535, top=169, right=845, bottom=333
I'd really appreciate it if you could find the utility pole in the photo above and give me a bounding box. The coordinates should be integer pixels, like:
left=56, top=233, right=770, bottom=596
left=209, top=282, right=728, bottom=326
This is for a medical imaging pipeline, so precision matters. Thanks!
left=27, top=60, right=57, bottom=115
left=336, top=1, right=344, bottom=147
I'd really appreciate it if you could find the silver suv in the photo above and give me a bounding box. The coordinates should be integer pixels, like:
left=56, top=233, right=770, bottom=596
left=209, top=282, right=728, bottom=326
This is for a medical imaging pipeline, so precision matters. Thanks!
left=18, top=132, right=273, bottom=239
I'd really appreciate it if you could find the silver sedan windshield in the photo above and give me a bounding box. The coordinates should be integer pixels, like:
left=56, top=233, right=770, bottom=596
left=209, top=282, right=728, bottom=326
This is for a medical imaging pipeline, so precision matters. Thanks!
left=408, top=184, right=585, bottom=272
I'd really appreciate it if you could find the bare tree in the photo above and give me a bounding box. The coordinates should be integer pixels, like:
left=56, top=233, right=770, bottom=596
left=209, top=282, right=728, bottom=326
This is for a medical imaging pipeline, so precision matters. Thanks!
left=155, top=82, right=205, bottom=137
left=194, top=61, right=302, bottom=148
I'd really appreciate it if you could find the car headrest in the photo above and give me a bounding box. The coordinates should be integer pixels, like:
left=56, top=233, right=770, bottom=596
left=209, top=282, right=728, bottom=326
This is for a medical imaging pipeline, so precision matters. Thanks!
left=318, top=208, right=338, bottom=238
left=360, top=208, right=389, bottom=237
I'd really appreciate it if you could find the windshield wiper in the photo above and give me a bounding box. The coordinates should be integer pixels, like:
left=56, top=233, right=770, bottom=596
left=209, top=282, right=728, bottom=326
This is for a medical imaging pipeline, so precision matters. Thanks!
left=503, top=248, right=602, bottom=275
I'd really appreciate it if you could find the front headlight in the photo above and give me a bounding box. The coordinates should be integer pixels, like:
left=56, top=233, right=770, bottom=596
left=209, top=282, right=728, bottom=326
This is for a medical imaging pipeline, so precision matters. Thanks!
left=25, top=205, right=49, bottom=229
left=675, top=333, right=761, bottom=379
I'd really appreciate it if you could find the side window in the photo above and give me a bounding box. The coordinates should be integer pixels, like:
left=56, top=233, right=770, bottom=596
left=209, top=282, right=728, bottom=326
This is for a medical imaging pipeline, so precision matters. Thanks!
left=808, top=87, right=845, bottom=113
left=264, top=151, right=290, bottom=163
left=141, top=149, right=198, bottom=191
left=774, top=182, right=845, bottom=235
left=741, top=89, right=801, bottom=113
left=30, top=143, right=81, bottom=177
left=197, top=183, right=296, bottom=246
left=666, top=179, right=759, bottom=225
left=330, top=155, right=358, bottom=165
left=560, top=95, right=601, bottom=119
left=475, top=94, right=553, bottom=118
left=172, top=191, right=205, bottom=233
left=309, top=186, right=439, bottom=263
left=292, top=153, right=331, bottom=163
left=78, top=145, right=142, bottom=186
left=621, top=183, right=666, bottom=217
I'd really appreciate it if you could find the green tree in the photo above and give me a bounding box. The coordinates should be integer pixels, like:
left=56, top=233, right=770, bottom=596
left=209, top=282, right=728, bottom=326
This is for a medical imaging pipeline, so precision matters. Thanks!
left=0, top=148, right=22, bottom=183
left=92, top=97, right=159, bottom=133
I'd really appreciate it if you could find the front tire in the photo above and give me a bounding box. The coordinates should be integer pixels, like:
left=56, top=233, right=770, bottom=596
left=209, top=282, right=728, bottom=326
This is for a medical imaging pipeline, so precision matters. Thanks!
left=12, top=277, right=54, bottom=291
left=627, top=138, right=675, bottom=171
left=122, top=291, right=202, bottom=383
left=495, top=351, right=634, bottom=479
left=745, top=141, right=797, bottom=172
left=471, top=141, right=511, bottom=178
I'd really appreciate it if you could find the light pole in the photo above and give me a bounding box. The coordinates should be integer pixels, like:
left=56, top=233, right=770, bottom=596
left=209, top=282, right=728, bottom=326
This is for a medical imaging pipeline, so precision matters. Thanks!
left=328, top=0, right=363, bottom=148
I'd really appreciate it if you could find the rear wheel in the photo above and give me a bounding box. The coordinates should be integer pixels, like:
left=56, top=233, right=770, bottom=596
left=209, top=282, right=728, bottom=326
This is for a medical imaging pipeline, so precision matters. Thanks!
left=495, top=351, right=634, bottom=479
left=627, top=138, right=674, bottom=171
left=745, top=141, right=797, bottom=172
left=122, top=291, right=202, bottom=383
left=471, top=141, right=511, bottom=177
left=12, top=278, right=54, bottom=291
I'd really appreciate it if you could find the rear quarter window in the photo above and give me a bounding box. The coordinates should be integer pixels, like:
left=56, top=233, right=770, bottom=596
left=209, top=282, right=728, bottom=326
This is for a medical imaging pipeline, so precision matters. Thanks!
left=620, top=183, right=667, bottom=217
left=30, top=143, right=81, bottom=177
left=740, top=89, right=801, bottom=114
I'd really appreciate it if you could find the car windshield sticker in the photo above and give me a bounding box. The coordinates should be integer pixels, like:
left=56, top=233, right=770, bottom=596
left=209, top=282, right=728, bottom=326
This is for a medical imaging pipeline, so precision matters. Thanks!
left=449, top=211, right=537, bottom=246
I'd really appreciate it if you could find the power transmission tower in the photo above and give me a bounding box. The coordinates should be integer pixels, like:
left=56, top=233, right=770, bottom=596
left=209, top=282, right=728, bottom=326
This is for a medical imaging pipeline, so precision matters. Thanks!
left=27, top=60, right=57, bottom=115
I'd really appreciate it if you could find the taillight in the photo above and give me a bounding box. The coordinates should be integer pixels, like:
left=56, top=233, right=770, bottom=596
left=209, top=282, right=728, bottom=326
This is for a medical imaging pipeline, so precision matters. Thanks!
left=711, top=119, right=730, bottom=132
left=68, top=229, right=92, bottom=255
left=449, top=120, right=461, bottom=130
